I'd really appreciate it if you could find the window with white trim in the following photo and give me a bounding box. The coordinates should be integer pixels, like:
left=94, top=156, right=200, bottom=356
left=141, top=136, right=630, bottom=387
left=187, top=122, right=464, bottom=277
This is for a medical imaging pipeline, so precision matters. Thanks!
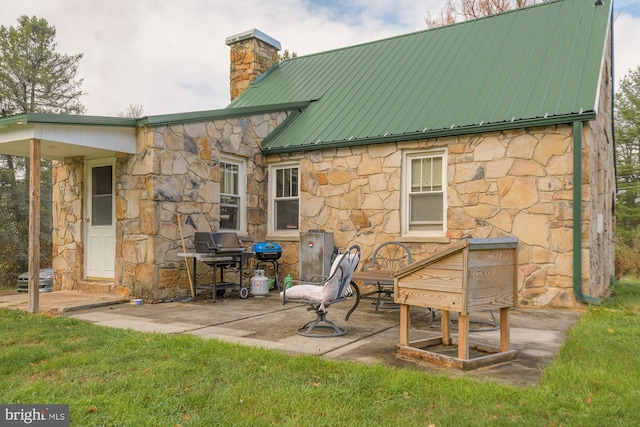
left=403, top=150, right=447, bottom=234
left=220, top=158, right=245, bottom=232
left=269, top=163, right=299, bottom=233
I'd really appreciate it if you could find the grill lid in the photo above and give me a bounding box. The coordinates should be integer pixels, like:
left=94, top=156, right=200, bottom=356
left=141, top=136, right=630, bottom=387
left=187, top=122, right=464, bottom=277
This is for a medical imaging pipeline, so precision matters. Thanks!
left=253, top=241, right=282, bottom=253
left=194, top=232, right=245, bottom=254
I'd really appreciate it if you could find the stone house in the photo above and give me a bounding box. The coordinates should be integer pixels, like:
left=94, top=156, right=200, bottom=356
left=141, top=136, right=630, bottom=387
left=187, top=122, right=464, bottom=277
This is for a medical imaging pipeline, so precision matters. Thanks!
left=0, top=0, right=614, bottom=309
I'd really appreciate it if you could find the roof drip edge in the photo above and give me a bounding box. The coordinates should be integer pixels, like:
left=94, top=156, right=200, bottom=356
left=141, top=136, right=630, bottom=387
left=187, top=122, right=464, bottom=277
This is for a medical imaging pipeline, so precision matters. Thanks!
left=261, top=111, right=596, bottom=154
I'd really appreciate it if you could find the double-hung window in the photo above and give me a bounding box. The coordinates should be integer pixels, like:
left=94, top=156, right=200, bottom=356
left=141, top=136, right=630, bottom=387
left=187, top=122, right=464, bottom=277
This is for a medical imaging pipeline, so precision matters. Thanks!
left=269, top=163, right=299, bottom=233
left=220, top=158, right=245, bottom=232
left=403, top=150, right=447, bottom=235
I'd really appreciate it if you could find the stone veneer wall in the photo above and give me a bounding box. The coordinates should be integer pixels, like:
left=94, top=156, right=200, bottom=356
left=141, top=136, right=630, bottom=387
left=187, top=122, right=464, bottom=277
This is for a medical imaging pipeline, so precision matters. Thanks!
left=114, top=113, right=285, bottom=300
left=270, top=123, right=614, bottom=309
left=51, top=157, right=84, bottom=290
left=584, top=27, right=616, bottom=299
left=51, top=113, right=286, bottom=300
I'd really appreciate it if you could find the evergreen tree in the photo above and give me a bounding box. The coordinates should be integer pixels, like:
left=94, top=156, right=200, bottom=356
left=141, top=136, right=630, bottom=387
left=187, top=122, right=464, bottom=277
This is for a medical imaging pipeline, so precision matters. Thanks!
left=0, top=15, right=85, bottom=115
left=0, top=16, right=84, bottom=285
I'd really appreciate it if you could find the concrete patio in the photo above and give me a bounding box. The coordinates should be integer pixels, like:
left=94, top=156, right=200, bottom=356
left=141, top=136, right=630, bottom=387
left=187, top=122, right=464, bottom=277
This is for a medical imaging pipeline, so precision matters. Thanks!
left=0, top=289, right=582, bottom=387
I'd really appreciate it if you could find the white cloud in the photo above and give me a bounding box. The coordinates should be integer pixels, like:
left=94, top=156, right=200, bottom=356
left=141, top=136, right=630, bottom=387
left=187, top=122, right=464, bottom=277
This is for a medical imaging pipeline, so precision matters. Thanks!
left=1, top=0, right=638, bottom=116
left=613, top=12, right=640, bottom=85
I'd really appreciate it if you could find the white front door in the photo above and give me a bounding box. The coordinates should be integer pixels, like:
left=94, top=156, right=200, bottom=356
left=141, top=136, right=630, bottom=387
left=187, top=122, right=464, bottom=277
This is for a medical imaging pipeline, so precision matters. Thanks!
left=85, top=159, right=115, bottom=279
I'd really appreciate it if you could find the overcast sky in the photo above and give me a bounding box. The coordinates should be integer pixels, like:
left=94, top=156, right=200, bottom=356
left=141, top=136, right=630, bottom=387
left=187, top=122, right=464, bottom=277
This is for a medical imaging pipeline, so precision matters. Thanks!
left=2, top=0, right=639, bottom=117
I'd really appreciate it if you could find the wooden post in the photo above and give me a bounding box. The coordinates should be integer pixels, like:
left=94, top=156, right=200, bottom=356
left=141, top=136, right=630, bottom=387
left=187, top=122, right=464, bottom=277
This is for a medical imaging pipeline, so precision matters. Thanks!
left=176, top=214, right=195, bottom=297
left=457, top=313, right=469, bottom=360
left=28, top=139, right=41, bottom=313
left=500, top=307, right=510, bottom=352
left=399, top=304, right=410, bottom=346
left=441, top=310, right=451, bottom=345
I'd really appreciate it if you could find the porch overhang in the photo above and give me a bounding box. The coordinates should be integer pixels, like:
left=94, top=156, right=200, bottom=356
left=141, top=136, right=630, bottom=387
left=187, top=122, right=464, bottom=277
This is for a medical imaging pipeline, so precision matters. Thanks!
left=0, top=113, right=137, bottom=161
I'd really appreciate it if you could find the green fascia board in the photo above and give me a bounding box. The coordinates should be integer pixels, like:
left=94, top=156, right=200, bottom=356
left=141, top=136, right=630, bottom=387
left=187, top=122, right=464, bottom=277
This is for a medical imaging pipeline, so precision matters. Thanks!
left=0, top=101, right=314, bottom=130
left=233, top=0, right=612, bottom=154
left=0, top=112, right=136, bottom=127
left=139, top=101, right=313, bottom=127
left=261, top=110, right=597, bottom=154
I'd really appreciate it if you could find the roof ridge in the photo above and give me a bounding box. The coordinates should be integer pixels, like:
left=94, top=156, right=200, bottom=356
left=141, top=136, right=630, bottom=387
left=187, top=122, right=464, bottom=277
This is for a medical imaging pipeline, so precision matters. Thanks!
left=280, top=0, right=560, bottom=63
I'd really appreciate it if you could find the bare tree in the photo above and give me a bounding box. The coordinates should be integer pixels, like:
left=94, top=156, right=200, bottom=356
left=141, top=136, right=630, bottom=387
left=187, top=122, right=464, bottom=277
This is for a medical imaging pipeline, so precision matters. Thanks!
left=425, top=0, right=542, bottom=28
left=117, top=103, right=144, bottom=118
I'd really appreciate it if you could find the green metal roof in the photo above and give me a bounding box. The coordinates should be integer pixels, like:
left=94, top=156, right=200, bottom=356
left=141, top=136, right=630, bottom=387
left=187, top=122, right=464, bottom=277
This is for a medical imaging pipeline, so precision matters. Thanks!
left=228, top=0, right=612, bottom=154
left=0, top=112, right=137, bottom=127
left=137, top=101, right=313, bottom=127
left=0, top=102, right=314, bottom=129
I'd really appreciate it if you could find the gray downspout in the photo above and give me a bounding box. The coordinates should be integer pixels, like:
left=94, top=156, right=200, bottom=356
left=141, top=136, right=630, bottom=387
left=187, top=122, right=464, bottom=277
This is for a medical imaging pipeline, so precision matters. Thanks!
left=572, top=121, right=602, bottom=305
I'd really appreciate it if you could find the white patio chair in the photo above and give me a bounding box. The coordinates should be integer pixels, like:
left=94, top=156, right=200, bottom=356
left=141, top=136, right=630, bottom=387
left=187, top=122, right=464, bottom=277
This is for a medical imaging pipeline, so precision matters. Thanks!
left=281, top=245, right=361, bottom=337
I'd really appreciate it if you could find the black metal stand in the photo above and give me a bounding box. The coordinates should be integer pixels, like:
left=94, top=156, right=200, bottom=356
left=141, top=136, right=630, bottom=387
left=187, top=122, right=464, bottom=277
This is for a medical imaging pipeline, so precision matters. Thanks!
left=190, top=253, right=253, bottom=302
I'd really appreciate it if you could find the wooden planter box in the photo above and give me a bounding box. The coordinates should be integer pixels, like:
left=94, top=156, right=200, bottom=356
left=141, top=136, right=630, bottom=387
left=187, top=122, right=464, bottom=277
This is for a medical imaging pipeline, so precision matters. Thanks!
left=394, top=237, right=518, bottom=370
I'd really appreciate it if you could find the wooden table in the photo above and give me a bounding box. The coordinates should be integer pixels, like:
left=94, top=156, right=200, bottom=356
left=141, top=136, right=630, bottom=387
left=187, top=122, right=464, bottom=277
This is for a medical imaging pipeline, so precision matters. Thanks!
left=352, top=270, right=396, bottom=310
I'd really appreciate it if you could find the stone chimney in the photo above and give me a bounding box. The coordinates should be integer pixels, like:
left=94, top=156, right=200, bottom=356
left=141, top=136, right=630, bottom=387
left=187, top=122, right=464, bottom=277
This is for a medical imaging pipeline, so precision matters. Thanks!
left=225, top=29, right=281, bottom=101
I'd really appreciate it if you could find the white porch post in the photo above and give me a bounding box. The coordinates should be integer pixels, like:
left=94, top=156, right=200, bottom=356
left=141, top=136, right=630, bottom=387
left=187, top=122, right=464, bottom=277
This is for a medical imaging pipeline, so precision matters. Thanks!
left=28, top=138, right=41, bottom=313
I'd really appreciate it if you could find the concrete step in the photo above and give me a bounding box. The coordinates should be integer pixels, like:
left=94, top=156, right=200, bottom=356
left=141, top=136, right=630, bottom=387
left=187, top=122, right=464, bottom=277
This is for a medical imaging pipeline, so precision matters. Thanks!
left=75, top=280, right=115, bottom=294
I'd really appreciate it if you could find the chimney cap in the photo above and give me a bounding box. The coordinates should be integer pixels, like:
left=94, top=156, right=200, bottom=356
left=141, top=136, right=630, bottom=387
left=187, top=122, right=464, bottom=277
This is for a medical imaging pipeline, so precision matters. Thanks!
left=225, top=29, right=281, bottom=50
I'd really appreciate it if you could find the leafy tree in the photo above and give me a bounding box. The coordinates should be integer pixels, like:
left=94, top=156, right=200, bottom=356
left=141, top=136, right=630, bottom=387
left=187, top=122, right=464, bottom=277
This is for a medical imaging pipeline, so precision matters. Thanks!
left=0, top=16, right=84, bottom=285
left=0, top=156, right=52, bottom=281
left=615, top=66, right=640, bottom=248
left=0, top=156, right=28, bottom=277
left=425, top=0, right=541, bottom=28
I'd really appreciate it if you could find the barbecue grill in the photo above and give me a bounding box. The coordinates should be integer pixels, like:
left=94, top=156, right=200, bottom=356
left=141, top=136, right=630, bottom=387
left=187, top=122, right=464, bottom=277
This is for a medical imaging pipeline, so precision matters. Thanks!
left=253, top=241, right=282, bottom=261
left=187, top=232, right=252, bottom=301
left=195, top=232, right=246, bottom=255
left=253, top=242, right=282, bottom=291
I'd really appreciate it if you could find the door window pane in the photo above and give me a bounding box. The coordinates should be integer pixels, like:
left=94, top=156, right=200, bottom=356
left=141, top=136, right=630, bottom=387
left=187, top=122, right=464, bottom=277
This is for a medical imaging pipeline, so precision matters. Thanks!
left=92, top=166, right=112, bottom=226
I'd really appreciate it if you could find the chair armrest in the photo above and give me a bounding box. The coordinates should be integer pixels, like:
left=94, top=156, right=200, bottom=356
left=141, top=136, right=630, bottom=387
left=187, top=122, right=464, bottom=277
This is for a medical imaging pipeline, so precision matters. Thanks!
left=344, top=281, right=360, bottom=321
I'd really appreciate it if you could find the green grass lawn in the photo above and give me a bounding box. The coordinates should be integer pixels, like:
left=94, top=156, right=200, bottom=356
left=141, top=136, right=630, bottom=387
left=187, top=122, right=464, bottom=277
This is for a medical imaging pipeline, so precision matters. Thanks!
left=2, top=281, right=640, bottom=426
